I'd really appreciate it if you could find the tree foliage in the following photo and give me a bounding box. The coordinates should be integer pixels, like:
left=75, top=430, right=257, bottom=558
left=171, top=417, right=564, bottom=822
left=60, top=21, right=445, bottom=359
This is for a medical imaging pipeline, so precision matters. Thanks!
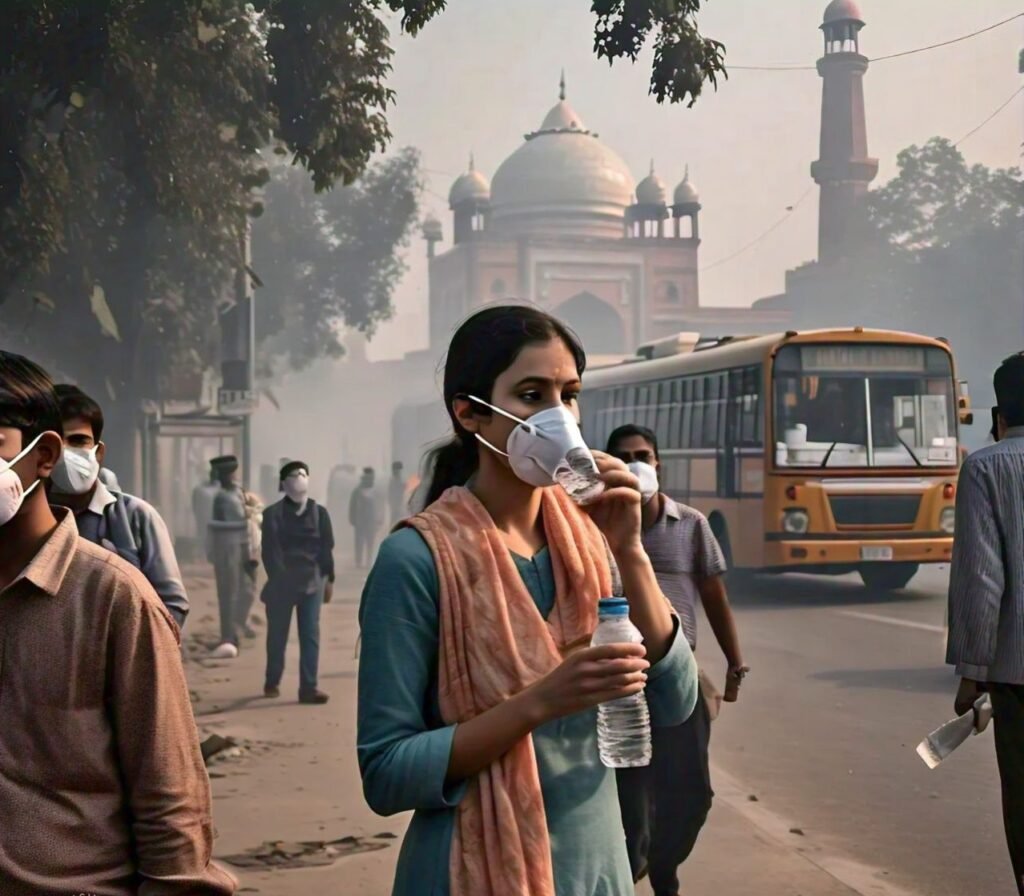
left=592, top=0, right=726, bottom=106
left=0, top=0, right=726, bottom=407
left=252, top=147, right=422, bottom=371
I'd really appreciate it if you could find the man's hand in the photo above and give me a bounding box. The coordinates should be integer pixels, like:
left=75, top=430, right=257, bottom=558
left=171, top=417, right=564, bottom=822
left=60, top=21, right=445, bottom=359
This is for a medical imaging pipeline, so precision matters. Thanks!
left=723, top=664, right=750, bottom=703
left=323, top=581, right=334, bottom=604
left=954, top=677, right=986, bottom=716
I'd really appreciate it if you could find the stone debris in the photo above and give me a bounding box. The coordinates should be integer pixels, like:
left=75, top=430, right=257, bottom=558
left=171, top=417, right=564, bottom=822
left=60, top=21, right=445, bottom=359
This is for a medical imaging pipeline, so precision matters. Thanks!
left=222, top=834, right=393, bottom=869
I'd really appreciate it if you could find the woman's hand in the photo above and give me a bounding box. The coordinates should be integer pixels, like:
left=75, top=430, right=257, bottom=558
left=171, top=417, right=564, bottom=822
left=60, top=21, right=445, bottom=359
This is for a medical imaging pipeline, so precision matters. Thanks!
left=521, top=643, right=649, bottom=725
left=584, top=451, right=642, bottom=556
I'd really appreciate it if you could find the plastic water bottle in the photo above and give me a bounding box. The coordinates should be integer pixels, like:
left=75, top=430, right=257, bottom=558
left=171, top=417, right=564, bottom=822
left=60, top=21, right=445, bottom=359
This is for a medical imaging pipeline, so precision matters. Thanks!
left=591, top=597, right=652, bottom=768
left=553, top=446, right=605, bottom=505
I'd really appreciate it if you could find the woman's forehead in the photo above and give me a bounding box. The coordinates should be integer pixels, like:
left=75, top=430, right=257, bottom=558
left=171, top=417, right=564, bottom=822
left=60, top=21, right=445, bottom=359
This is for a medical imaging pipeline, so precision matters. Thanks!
left=499, top=341, right=581, bottom=384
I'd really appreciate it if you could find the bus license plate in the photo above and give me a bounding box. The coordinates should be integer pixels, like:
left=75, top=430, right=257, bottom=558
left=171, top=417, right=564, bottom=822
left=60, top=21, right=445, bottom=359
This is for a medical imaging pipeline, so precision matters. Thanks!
left=861, top=546, right=894, bottom=561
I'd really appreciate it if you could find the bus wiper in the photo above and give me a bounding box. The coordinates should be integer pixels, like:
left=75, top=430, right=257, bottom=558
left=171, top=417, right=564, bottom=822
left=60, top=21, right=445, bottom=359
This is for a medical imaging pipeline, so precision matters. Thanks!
left=896, top=434, right=923, bottom=467
left=820, top=441, right=839, bottom=468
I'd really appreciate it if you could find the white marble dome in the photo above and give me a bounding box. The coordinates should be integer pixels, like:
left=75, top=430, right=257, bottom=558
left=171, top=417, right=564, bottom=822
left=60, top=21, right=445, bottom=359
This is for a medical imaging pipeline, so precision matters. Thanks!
left=489, top=96, right=636, bottom=238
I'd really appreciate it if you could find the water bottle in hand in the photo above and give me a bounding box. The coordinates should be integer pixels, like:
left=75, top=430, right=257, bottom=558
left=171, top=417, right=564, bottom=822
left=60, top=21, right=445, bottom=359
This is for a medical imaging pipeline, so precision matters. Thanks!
left=553, top=446, right=605, bottom=505
left=591, top=597, right=651, bottom=768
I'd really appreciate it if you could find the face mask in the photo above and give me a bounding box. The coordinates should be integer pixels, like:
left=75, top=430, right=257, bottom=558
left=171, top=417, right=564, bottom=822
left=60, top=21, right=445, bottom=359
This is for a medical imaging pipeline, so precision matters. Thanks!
left=50, top=445, right=101, bottom=495
left=628, top=461, right=660, bottom=505
left=283, top=473, right=309, bottom=501
left=0, top=434, right=44, bottom=527
left=467, top=396, right=604, bottom=502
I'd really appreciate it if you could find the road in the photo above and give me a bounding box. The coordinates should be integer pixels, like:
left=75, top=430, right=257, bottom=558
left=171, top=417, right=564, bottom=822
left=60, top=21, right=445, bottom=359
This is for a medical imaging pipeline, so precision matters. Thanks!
left=701, top=563, right=1009, bottom=896
left=183, top=560, right=1013, bottom=895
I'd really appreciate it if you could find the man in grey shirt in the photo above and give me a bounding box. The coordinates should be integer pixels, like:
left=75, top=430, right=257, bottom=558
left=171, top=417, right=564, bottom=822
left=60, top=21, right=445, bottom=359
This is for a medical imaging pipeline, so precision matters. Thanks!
left=608, top=423, right=747, bottom=896
left=947, top=351, right=1024, bottom=895
left=48, top=386, right=188, bottom=629
left=208, top=455, right=259, bottom=658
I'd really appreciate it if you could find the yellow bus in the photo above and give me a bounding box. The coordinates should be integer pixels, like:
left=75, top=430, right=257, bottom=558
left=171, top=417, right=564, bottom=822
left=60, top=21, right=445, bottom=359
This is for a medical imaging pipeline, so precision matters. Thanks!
left=582, top=328, right=972, bottom=591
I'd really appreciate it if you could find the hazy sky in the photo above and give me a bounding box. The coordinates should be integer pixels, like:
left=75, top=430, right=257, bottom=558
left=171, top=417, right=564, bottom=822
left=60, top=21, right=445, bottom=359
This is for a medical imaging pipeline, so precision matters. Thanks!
left=365, top=0, right=1023, bottom=361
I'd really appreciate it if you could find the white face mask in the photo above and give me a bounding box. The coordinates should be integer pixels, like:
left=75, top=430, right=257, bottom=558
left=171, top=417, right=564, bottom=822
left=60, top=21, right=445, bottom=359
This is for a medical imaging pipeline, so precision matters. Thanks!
left=51, top=444, right=101, bottom=495
left=467, top=396, right=603, bottom=501
left=283, top=472, right=310, bottom=502
left=0, top=433, right=44, bottom=527
left=628, top=461, right=660, bottom=505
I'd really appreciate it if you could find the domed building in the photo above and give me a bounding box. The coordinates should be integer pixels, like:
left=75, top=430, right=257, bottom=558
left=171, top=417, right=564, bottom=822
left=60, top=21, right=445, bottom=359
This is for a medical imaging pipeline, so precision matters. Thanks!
left=427, top=75, right=709, bottom=355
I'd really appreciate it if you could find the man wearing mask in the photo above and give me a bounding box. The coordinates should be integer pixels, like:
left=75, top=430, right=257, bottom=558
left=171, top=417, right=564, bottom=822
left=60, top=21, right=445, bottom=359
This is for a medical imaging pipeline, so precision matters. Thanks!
left=948, top=352, right=1024, bottom=894
left=48, top=385, right=188, bottom=629
left=208, top=454, right=258, bottom=659
left=260, top=461, right=335, bottom=704
left=0, top=351, right=235, bottom=895
left=607, top=423, right=747, bottom=896
left=349, top=466, right=380, bottom=569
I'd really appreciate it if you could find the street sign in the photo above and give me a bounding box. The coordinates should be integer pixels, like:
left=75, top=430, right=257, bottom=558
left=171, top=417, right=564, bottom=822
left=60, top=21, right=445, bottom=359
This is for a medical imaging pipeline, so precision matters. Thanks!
left=218, top=388, right=258, bottom=415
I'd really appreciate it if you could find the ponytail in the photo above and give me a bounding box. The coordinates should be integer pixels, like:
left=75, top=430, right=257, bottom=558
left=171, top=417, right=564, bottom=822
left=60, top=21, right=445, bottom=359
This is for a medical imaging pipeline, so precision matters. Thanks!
left=421, top=434, right=480, bottom=509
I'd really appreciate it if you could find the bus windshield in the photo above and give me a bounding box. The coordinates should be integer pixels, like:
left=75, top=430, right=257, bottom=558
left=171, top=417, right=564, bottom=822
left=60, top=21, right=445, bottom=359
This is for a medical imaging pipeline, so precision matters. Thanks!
left=773, top=343, right=958, bottom=468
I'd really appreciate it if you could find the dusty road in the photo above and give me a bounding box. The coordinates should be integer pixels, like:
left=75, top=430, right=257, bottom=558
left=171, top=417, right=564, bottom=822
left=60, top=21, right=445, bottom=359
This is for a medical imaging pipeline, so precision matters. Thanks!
left=182, top=560, right=1009, bottom=895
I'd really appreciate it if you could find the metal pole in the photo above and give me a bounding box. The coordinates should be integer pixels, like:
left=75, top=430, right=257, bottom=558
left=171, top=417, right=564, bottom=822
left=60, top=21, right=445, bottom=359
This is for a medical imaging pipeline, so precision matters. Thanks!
left=241, top=219, right=255, bottom=490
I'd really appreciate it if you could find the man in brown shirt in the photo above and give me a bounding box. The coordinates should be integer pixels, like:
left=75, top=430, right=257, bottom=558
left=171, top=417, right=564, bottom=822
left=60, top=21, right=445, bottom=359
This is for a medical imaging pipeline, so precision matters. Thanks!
left=0, top=351, right=235, bottom=895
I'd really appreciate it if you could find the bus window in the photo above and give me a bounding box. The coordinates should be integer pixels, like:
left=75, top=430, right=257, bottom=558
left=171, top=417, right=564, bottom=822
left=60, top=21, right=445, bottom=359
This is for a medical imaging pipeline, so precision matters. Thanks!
left=639, top=383, right=652, bottom=431
left=667, top=379, right=682, bottom=450
left=741, top=367, right=762, bottom=446
left=703, top=374, right=721, bottom=447
left=654, top=381, right=669, bottom=445
left=684, top=378, right=700, bottom=448
left=773, top=344, right=957, bottom=468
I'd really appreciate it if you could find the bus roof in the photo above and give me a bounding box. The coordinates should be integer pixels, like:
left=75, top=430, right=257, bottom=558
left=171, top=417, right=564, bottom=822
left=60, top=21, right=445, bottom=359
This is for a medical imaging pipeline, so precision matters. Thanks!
left=584, top=328, right=954, bottom=388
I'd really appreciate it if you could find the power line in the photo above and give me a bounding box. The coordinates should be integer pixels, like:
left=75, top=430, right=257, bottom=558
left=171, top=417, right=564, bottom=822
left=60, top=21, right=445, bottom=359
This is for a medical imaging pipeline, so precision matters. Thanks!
left=954, top=85, right=1024, bottom=147
left=729, top=12, right=1023, bottom=72
left=700, top=185, right=815, bottom=274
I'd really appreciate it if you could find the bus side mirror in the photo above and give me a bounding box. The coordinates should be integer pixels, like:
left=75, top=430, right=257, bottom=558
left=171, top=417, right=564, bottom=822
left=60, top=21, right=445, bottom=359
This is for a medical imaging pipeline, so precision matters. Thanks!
left=957, top=380, right=972, bottom=424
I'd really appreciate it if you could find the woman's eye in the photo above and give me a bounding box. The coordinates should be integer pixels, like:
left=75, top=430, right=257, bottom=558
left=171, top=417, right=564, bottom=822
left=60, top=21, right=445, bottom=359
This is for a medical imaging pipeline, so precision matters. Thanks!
left=520, top=391, right=542, bottom=402
left=563, top=393, right=580, bottom=405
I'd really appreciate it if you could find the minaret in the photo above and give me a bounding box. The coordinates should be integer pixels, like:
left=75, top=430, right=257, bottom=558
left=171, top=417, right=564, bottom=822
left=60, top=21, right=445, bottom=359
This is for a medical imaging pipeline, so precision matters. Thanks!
left=810, top=0, right=878, bottom=264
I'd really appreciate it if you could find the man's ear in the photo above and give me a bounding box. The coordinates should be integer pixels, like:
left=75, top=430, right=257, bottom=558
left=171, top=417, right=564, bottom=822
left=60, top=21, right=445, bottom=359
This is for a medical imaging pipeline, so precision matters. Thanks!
left=96, top=441, right=106, bottom=466
left=35, top=431, right=64, bottom=479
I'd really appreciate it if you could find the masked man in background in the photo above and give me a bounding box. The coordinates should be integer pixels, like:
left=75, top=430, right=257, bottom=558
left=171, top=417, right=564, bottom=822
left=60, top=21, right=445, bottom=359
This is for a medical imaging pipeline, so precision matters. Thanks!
left=48, top=384, right=188, bottom=629
left=260, top=461, right=334, bottom=705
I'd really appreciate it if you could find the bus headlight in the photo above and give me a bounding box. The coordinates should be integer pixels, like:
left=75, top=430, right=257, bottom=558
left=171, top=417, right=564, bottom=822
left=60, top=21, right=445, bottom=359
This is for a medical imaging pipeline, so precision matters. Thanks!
left=940, top=507, right=956, bottom=534
left=782, top=509, right=810, bottom=535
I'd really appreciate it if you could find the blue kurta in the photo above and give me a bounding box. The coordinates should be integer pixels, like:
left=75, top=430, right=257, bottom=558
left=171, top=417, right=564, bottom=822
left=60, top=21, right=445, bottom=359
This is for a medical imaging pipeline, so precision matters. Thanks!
left=357, top=528, right=698, bottom=896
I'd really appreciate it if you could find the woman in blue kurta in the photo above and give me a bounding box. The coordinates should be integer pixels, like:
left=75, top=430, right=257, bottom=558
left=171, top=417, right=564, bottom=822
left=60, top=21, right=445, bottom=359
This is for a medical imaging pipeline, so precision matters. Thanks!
left=357, top=306, right=698, bottom=896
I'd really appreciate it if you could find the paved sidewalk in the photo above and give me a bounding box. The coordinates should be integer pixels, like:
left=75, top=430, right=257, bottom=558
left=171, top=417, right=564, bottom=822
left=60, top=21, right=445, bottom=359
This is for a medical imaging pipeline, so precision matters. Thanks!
left=181, top=563, right=900, bottom=895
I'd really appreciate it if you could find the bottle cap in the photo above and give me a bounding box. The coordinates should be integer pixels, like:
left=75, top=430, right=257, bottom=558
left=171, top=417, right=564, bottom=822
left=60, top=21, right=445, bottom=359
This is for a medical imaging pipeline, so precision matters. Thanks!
left=597, top=597, right=629, bottom=616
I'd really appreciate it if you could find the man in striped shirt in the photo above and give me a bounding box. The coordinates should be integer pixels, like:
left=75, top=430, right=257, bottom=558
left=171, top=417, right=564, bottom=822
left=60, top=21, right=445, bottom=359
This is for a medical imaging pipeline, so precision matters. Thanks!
left=608, top=423, right=747, bottom=896
left=947, top=352, right=1024, bottom=895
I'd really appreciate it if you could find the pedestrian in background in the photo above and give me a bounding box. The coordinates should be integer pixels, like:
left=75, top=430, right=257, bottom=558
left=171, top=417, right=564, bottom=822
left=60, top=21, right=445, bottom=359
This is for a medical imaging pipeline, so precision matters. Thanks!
left=947, top=351, right=1024, bottom=895
left=260, top=460, right=334, bottom=705
left=208, top=455, right=258, bottom=658
left=357, top=305, right=696, bottom=896
left=608, top=422, right=748, bottom=896
left=0, top=351, right=235, bottom=895
left=48, top=384, right=189, bottom=629
left=192, top=459, right=221, bottom=563
left=349, top=466, right=381, bottom=568
left=389, top=460, right=407, bottom=526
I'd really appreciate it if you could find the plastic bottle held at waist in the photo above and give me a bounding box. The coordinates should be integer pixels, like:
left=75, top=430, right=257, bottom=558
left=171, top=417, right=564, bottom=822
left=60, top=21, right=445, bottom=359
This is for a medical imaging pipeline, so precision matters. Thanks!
left=553, top=446, right=605, bottom=505
left=591, top=597, right=651, bottom=768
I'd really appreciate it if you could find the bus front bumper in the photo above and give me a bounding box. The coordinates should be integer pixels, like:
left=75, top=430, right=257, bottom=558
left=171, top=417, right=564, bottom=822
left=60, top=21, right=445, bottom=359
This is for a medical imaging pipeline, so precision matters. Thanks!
left=763, top=536, right=953, bottom=569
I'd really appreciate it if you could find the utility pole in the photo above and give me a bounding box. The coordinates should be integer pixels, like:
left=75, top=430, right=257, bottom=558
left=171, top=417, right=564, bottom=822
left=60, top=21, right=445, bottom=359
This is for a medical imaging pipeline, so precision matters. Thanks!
left=218, top=218, right=258, bottom=488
